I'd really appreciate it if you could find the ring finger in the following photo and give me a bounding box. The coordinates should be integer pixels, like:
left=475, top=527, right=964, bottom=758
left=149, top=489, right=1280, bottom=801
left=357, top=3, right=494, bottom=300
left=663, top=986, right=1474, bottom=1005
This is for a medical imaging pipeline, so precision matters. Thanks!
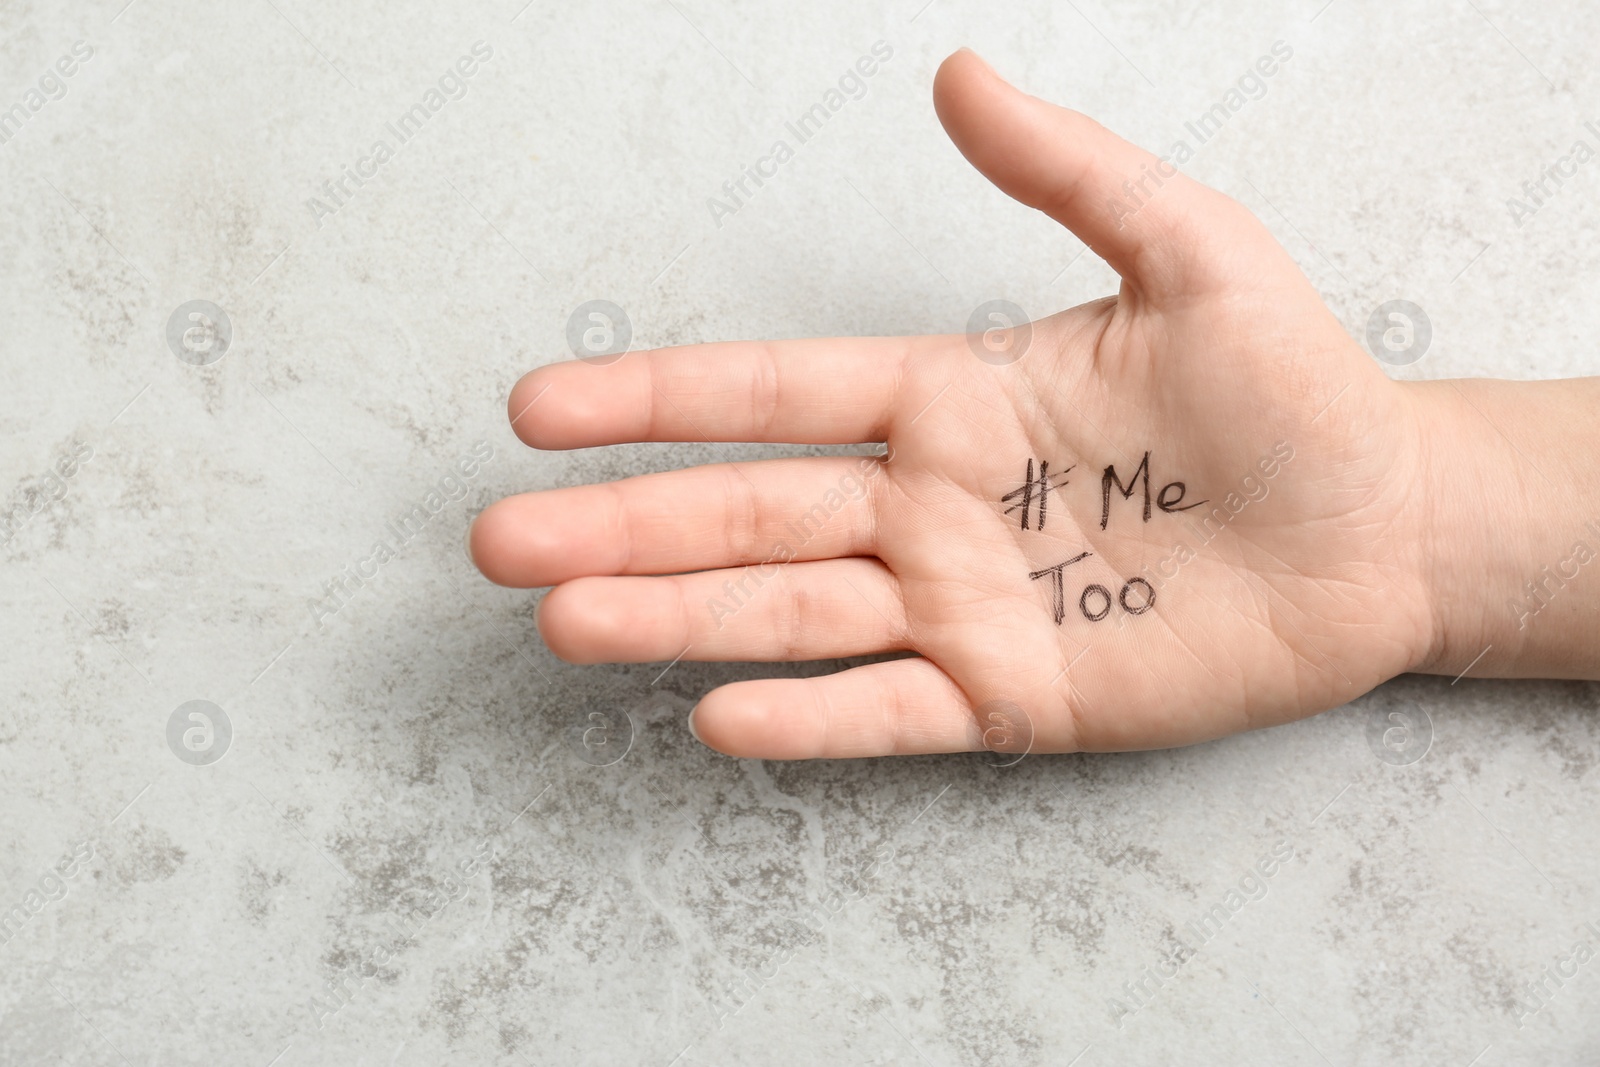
left=537, top=557, right=908, bottom=662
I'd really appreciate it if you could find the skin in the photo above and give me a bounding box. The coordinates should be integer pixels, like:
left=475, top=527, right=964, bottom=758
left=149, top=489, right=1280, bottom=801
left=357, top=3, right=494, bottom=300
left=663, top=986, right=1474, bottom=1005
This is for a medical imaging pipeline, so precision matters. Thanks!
left=469, top=49, right=1600, bottom=760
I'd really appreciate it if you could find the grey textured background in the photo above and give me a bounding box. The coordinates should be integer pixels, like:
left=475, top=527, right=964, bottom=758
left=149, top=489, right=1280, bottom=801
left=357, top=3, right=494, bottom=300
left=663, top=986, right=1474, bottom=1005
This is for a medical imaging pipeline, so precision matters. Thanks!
left=2, top=0, right=1599, bottom=1064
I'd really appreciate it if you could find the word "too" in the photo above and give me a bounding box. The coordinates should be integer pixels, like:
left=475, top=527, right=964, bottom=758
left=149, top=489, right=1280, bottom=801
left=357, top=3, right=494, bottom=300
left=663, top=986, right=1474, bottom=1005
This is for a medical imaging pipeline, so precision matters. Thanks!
left=1029, top=551, right=1155, bottom=624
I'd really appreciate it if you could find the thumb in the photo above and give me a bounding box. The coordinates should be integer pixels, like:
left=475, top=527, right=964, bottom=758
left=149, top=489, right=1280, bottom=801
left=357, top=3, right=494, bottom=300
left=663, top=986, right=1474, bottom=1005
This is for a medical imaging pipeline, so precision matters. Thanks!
left=933, top=48, right=1259, bottom=301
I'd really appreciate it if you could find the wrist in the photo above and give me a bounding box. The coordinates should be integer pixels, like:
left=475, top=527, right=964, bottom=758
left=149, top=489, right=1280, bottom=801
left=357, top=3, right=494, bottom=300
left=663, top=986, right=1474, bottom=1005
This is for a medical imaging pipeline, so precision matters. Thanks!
left=1404, top=380, right=1516, bottom=675
left=1404, top=377, right=1600, bottom=680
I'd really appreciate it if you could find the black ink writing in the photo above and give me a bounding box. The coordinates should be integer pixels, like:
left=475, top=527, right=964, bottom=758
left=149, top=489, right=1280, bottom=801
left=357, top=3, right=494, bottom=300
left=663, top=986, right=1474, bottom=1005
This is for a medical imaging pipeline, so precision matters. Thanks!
left=1156, top=481, right=1205, bottom=514
left=1120, top=577, right=1156, bottom=614
left=1003, top=459, right=1074, bottom=531
left=1029, top=551, right=1092, bottom=624
left=1101, top=452, right=1207, bottom=529
left=1080, top=583, right=1112, bottom=621
left=1030, top=555, right=1158, bottom=624
left=1008, top=448, right=1187, bottom=623
left=1101, top=453, right=1150, bottom=529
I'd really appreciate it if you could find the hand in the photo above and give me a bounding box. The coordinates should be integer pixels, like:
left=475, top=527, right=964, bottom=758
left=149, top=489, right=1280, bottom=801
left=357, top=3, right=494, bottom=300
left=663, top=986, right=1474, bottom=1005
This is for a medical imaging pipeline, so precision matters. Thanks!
left=469, top=49, right=1441, bottom=759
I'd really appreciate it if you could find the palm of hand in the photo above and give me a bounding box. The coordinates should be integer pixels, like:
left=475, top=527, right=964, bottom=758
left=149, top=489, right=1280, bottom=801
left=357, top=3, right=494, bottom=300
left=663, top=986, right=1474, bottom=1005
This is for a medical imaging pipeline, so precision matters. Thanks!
left=876, top=275, right=1432, bottom=757
left=470, top=50, right=1434, bottom=759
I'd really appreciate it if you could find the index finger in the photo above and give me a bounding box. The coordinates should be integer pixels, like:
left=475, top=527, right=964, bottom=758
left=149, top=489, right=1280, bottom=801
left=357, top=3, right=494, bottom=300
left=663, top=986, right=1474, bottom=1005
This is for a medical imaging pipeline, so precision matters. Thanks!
left=507, top=336, right=923, bottom=449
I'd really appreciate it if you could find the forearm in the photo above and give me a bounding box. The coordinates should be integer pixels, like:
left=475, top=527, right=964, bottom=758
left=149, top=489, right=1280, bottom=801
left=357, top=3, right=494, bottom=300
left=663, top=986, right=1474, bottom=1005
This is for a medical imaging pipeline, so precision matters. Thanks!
left=1410, top=376, right=1600, bottom=680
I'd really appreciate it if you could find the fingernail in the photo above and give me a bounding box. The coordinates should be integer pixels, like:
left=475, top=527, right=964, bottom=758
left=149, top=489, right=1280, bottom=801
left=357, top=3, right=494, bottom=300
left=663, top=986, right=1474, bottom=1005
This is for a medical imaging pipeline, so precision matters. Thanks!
left=464, top=521, right=478, bottom=567
left=687, top=706, right=705, bottom=746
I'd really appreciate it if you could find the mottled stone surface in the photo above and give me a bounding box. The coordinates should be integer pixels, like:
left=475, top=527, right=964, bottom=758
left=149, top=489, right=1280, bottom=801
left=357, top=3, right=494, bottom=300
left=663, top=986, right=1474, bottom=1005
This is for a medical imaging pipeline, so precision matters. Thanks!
left=1, top=1, right=1597, bottom=1064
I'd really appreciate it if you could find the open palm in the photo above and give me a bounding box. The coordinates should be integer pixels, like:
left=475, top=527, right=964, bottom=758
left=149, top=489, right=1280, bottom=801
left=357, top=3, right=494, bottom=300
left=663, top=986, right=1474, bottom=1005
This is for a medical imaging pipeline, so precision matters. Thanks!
left=470, top=50, right=1437, bottom=759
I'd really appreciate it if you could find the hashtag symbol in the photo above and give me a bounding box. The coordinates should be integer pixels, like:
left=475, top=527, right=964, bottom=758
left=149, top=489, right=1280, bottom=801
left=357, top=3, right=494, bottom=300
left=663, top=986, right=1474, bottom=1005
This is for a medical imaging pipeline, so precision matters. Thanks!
left=1002, top=459, right=1074, bottom=531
